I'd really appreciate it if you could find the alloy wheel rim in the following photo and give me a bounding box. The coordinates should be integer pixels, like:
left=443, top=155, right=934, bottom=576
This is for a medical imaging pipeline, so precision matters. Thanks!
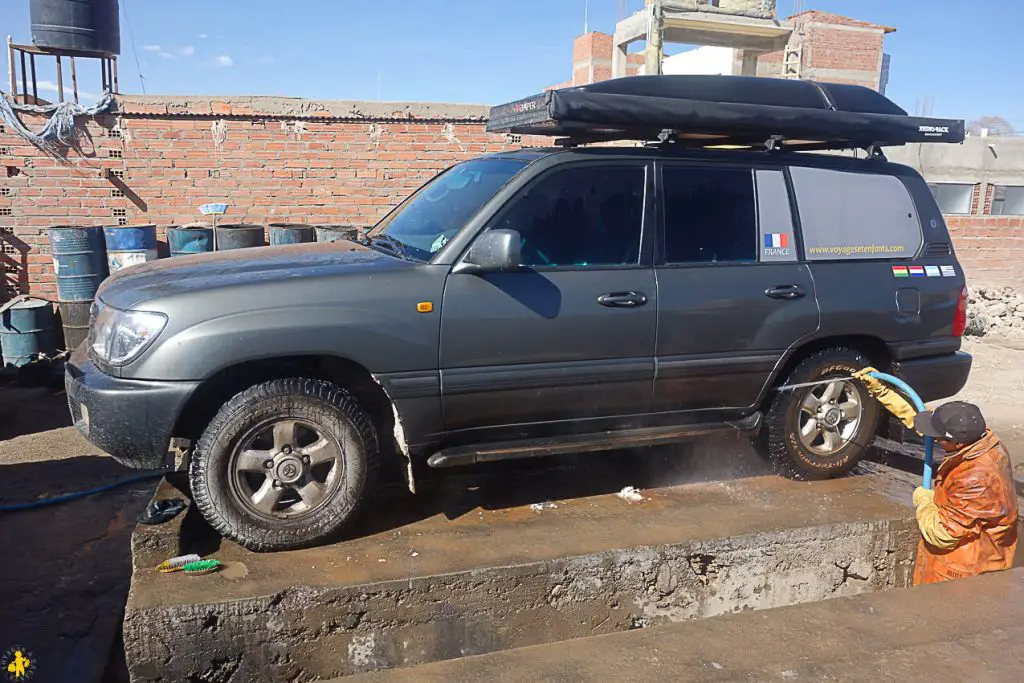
left=229, top=418, right=344, bottom=520
left=796, top=379, right=862, bottom=456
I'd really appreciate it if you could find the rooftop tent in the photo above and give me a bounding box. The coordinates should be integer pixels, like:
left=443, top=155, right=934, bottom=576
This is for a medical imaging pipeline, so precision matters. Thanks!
left=487, top=75, right=965, bottom=150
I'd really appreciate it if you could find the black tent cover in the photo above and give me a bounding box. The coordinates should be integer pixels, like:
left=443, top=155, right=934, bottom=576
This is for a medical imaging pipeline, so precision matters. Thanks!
left=487, top=75, right=964, bottom=148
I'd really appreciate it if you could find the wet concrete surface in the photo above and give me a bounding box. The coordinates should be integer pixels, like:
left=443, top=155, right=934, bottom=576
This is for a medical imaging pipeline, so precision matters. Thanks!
left=349, top=567, right=1024, bottom=683
left=0, top=387, right=160, bottom=683
left=128, top=435, right=911, bottom=609
left=124, top=443, right=921, bottom=681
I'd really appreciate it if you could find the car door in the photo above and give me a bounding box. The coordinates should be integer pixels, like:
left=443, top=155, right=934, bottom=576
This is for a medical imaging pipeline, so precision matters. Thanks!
left=653, top=163, right=820, bottom=413
left=439, top=161, right=657, bottom=433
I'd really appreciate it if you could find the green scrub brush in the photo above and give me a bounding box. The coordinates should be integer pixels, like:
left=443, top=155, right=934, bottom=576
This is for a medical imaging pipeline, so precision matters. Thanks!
left=182, top=559, right=222, bottom=575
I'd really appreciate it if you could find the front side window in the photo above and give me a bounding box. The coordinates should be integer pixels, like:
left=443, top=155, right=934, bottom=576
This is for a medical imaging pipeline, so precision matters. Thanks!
left=491, top=165, right=645, bottom=267
left=371, top=158, right=526, bottom=261
left=662, top=166, right=757, bottom=264
left=927, top=182, right=974, bottom=215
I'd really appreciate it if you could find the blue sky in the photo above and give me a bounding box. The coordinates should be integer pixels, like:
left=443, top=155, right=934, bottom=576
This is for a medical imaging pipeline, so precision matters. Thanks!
left=1, top=1, right=1021, bottom=126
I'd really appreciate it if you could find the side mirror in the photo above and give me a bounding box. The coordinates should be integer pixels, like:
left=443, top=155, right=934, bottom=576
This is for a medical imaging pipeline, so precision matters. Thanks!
left=455, top=229, right=522, bottom=273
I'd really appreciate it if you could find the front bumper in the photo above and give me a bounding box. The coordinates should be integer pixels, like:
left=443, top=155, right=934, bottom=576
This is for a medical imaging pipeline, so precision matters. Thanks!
left=65, top=348, right=199, bottom=469
left=893, top=351, right=973, bottom=403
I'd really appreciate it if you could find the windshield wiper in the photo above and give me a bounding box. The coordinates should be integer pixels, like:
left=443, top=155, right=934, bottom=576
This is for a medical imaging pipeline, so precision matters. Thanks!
left=368, top=234, right=409, bottom=259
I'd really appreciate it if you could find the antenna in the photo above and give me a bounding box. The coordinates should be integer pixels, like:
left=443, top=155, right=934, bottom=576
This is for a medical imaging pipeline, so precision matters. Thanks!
left=584, top=0, right=589, bottom=34
left=618, top=0, right=628, bottom=21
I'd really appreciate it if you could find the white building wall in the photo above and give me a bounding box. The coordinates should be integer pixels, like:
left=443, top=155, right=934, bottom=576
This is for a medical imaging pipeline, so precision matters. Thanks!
left=637, top=45, right=737, bottom=76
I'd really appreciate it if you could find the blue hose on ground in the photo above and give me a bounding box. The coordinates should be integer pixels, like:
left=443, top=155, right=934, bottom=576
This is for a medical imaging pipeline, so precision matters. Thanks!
left=0, top=472, right=164, bottom=512
left=867, top=372, right=934, bottom=490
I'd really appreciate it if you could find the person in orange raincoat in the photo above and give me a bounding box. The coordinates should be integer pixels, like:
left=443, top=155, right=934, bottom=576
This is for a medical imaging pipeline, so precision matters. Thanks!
left=855, top=369, right=1018, bottom=586
left=909, top=402, right=1018, bottom=585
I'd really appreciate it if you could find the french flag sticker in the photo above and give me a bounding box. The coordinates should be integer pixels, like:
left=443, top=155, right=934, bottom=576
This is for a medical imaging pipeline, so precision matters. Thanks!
left=764, top=233, right=789, bottom=249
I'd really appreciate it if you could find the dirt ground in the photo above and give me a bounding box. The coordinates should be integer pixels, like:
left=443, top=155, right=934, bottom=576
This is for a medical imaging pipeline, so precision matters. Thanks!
left=0, top=387, right=159, bottom=683
left=949, top=337, right=1024, bottom=477
left=0, top=336, right=1020, bottom=682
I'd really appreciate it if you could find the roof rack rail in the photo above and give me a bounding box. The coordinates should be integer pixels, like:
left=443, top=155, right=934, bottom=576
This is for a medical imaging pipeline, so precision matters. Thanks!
left=487, top=75, right=964, bottom=151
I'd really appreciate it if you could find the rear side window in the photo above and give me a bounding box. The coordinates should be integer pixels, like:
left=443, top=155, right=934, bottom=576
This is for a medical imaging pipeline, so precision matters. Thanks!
left=791, top=167, right=923, bottom=261
left=662, top=166, right=756, bottom=264
left=493, top=165, right=645, bottom=267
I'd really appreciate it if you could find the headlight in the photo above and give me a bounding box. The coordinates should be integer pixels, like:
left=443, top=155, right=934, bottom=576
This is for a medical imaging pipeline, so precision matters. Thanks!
left=90, top=305, right=167, bottom=366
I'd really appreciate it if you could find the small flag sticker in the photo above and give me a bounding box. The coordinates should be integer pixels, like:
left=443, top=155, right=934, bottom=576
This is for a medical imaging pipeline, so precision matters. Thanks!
left=908, top=266, right=926, bottom=277
left=892, top=266, right=909, bottom=277
left=940, top=265, right=956, bottom=277
left=925, top=265, right=941, bottom=277
left=763, top=233, right=789, bottom=249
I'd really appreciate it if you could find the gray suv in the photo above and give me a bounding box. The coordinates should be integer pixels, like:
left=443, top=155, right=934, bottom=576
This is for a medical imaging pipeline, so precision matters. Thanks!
left=66, top=78, right=972, bottom=550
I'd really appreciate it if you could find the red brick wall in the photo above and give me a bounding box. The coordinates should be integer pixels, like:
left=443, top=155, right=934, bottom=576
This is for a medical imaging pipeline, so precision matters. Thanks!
left=945, top=217, right=1024, bottom=288
left=625, top=53, right=645, bottom=76
left=573, top=32, right=613, bottom=62
left=0, top=99, right=533, bottom=299
left=758, top=11, right=887, bottom=89
left=982, top=184, right=995, bottom=215
left=805, top=23, right=883, bottom=73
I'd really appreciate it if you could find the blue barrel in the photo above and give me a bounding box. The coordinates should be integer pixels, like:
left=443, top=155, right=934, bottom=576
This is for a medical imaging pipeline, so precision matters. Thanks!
left=49, top=226, right=108, bottom=302
left=216, top=224, right=266, bottom=250
left=314, top=225, right=361, bottom=243
left=167, top=225, right=213, bottom=257
left=58, top=300, right=92, bottom=351
left=1, top=298, right=56, bottom=367
left=104, top=224, right=158, bottom=272
left=269, top=223, right=315, bottom=246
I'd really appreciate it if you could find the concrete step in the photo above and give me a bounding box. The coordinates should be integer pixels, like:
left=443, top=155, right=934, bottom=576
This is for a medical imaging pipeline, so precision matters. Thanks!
left=348, top=568, right=1024, bottom=683
left=123, top=456, right=920, bottom=682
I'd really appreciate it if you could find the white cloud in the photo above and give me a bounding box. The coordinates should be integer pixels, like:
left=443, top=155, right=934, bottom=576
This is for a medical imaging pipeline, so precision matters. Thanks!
left=153, top=45, right=195, bottom=60
left=256, top=55, right=275, bottom=65
left=205, top=55, right=233, bottom=68
left=142, top=44, right=161, bottom=52
left=198, top=33, right=209, bottom=39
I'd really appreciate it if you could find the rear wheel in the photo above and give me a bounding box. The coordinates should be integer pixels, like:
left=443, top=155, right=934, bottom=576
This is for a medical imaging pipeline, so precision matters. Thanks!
left=764, top=348, right=880, bottom=480
left=189, top=378, right=378, bottom=551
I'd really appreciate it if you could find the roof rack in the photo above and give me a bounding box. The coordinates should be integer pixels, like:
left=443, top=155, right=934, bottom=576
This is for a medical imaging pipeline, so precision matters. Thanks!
left=486, top=76, right=965, bottom=151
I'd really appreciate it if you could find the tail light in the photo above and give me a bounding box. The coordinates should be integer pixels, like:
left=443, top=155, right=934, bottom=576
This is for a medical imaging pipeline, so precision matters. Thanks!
left=953, top=286, right=968, bottom=337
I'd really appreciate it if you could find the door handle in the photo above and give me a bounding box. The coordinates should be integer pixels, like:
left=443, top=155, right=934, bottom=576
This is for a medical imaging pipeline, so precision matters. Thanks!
left=765, top=284, right=806, bottom=300
left=597, top=291, right=648, bottom=308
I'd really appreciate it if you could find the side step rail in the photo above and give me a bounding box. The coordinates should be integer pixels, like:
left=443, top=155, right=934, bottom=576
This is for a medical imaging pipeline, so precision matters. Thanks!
left=426, top=412, right=763, bottom=468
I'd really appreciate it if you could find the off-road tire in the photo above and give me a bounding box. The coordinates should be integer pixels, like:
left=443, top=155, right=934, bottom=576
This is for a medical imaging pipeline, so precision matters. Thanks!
left=764, top=347, right=880, bottom=481
left=189, top=377, right=378, bottom=551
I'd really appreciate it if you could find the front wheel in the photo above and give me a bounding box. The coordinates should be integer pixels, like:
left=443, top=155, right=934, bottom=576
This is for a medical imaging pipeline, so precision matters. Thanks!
left=764, top=348, right=880, bottom=481
left=189, top=378, right=378, bottom=551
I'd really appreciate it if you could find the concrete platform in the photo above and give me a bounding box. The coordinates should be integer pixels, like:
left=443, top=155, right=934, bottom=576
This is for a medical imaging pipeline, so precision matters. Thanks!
left=123, top=453, right=919, bottom=681
left=350, top=568, right=1024, bottom=683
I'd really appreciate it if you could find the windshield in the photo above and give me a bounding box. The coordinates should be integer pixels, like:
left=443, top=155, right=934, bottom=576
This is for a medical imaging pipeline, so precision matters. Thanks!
left=368, top=158, right=526, bottom=262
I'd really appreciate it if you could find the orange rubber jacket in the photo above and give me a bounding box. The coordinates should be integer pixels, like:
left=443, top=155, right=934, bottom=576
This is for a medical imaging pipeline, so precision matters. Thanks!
left=913, top=431, right=1019, bottom=586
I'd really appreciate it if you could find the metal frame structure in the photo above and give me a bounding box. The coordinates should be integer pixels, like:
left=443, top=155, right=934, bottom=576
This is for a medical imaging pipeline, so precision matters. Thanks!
left=6, top=35, right=118, bottom=104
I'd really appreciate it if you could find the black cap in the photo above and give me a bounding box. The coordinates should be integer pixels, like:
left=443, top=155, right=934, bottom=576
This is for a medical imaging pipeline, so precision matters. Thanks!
left=914, top=401, right=987, bottom=443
